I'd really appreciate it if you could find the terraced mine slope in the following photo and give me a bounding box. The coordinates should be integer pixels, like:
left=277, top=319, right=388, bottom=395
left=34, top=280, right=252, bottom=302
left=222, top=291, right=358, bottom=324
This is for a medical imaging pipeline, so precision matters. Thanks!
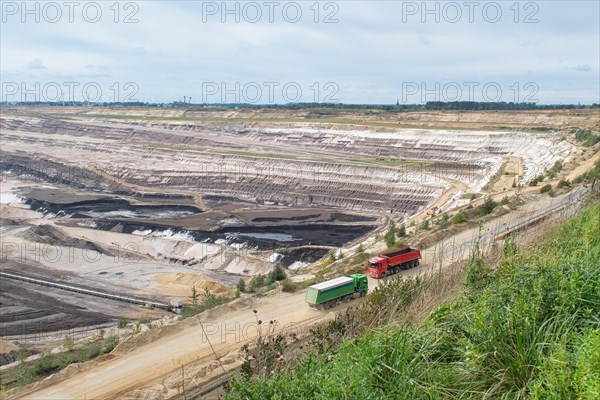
left=0, top=106, right=585, bottom=337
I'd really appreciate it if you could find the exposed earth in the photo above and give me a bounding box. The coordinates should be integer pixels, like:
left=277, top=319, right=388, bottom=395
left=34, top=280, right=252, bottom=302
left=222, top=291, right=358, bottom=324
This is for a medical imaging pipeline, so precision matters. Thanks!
left=0, top=106, right=597, bottom=399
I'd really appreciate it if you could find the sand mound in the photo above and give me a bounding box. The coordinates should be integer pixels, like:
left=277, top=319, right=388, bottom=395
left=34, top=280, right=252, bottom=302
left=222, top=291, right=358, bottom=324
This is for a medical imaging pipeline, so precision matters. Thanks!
left=151, top=273, right=228, bottom=298
left=17, top=224, right=111, bottom=255
left=0, top=339, right=18, bottom=355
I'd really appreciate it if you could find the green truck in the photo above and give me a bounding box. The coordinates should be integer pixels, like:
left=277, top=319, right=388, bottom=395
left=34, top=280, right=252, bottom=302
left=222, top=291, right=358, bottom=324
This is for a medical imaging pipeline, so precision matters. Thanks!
left=305, top=274, right=368, bottom=309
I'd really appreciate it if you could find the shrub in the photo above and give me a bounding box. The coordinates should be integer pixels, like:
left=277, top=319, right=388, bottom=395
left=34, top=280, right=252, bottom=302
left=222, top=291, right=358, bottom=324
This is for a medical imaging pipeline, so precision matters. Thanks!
left=397, top=224, right=407, bottom=237
left=438, top=214, right=450, bottom=229
left=529, top=174, right=546, bottom=186
left=117, top=318, right=128, bottom=329
left=557, top=178, right=571, bottom=188
left=281, top=279, right=297, bottom=293
left=237, top=278, right=246, bottom=293
left=575, top=129, right=600, bottom=146
left=17, top=346, right=28, bottom=362
left=10, top=334, right=124, bottom=390
left=452, top=211, right=468, bottom=224
left=102, top=335, right=119, bottom=353
left=250, top=274, right=267, bottom=292
left=384, top=223, right=398, bottom=248
left=190, top=285, right=199, bottom=305
left=478, top=197, right=498, bottom=216
left=269, top=264, right=287, bottom=283
left=540, top=184, right=552, bottom=194
left=63, top=337, right=75, bottom=352
left=327, top=254, right=336, bottom=264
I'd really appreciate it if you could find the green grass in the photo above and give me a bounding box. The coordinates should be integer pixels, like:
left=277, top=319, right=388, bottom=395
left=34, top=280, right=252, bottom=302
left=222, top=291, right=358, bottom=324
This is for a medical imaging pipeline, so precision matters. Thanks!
left=575, top=129, right=600, bottom=147
left=5, top=335, right=119, bottom=390
left=180, top=292, right=232, bottom=319
left=117, top=140, right=299, bottom=160
left=225, top=201, right=600, bottom=399
left=119, top=139, right=476, bottom=172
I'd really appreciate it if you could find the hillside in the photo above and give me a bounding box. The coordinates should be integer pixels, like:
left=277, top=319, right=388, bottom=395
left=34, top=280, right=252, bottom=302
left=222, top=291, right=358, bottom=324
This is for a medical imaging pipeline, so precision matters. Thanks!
left=225, top=200, right=600, bottom=399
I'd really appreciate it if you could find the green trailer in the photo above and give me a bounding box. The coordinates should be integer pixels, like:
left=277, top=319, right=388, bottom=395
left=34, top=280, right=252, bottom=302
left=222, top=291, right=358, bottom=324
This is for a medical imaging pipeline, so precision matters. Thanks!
left=305, top=274, right=368, bottom=309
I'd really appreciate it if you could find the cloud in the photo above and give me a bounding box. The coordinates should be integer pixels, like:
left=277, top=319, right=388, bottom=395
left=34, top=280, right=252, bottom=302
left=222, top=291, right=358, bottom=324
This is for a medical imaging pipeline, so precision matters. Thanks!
left=418, top=34, right=433, bottom=47
left=565, top=65, right=591, bottom=72
left=28, top=58, right=47, bottom=70
left=84, top=65, right=109, bottom=71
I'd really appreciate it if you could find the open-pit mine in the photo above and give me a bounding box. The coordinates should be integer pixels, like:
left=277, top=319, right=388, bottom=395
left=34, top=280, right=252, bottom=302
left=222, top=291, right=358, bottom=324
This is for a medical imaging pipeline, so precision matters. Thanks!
left=0, top=106, right=587, bottom=341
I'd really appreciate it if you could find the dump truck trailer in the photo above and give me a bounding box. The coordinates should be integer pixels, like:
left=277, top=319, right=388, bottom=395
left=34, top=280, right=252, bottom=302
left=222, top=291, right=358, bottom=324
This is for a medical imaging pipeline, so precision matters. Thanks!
left=368, top=246, right=421, bottom=278
left=305, top=274, right=368, bottom=309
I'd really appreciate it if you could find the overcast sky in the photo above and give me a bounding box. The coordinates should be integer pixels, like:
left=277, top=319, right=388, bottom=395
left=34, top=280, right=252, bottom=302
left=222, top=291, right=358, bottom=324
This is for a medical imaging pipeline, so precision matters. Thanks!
left=1, top=1, right=599, bottom=104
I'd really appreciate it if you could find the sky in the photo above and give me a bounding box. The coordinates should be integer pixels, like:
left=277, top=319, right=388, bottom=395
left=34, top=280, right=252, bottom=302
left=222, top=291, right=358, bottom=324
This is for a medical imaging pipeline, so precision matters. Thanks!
left=1, top=0, right=599, bottom=104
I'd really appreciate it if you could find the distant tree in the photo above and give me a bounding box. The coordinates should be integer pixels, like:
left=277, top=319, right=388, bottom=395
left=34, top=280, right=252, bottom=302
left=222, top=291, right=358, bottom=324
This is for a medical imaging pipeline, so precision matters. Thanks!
left=478, top=197, right=498, bottom=216
left=384, top=222, right=398, bottom=247
left=237, top=278, right=246, bottom=293
left=419, top=220, right=430, bottom=231
left=201, top=288, right=217, bottom=308
left=397, top=224, right=407, bottom=237
left=268, top=264, right=286, bottom=283
left=438, top=214, right=450, bottom=229
left=190, top=285, right=199, bottom=306
left=250, top=274, right=267, bottom=292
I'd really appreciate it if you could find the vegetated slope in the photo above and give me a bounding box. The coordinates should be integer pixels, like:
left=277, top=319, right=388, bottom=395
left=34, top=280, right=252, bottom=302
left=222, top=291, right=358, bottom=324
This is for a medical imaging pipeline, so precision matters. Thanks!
left=226, top=202, right=600, bottom=399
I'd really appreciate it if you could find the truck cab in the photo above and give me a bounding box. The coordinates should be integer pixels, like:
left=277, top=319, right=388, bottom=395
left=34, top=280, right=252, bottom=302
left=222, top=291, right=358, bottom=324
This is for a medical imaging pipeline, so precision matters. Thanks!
left=350, top=273, right=368, bottom=293
left=367, top=257, right=386, bottom=278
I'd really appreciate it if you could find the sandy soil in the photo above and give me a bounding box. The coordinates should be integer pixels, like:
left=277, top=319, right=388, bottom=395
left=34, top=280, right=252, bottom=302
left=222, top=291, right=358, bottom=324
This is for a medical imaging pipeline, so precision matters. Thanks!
left=151, top=273, right=228, bottom=298
left=566, top=149, right=600, bottom=180
left=492, top=156, right=524, bottom=192
left=0, top=340, right=18, bottom=355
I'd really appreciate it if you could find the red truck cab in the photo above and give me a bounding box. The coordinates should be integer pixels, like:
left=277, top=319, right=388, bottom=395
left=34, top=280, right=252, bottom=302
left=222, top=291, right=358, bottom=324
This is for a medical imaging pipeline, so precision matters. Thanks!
left=368, top=246, right=421, bottom=278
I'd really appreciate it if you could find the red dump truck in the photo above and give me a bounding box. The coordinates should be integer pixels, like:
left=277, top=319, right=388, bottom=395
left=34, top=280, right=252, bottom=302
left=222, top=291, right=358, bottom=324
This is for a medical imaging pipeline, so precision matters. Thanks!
left=368, top=246, right=421, bottom=278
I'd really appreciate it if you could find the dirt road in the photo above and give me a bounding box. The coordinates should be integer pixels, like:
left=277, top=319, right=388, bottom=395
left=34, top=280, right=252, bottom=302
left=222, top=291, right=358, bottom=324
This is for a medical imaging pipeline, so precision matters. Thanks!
left=11, top=291, right=319, bottom=400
